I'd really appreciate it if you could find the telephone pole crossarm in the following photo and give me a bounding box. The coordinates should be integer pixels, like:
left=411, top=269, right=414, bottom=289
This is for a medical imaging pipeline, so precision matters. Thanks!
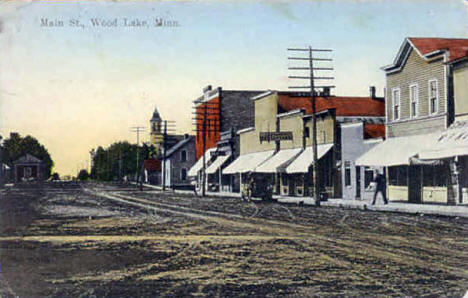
left=287, top=46, right=334, bottom=207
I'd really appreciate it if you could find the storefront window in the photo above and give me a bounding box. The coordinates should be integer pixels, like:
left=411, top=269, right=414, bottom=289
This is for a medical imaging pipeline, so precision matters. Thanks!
left=389, top=166, right=408, bottom=186
left=364, top=167, right=374, bottom=188
left=281, top=174, right=288, bottom=187
left=423, top=165, right=447, bottom=187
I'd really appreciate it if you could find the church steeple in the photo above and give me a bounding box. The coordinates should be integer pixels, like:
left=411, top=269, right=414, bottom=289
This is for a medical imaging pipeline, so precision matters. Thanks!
left=150, top=106, right=164, bottom=155
left=151, top=107, right=162, bottom=122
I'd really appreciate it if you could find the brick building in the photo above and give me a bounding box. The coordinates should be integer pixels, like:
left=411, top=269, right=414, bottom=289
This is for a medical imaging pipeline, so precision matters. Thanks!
left=190, top=86, right=264, bottom=192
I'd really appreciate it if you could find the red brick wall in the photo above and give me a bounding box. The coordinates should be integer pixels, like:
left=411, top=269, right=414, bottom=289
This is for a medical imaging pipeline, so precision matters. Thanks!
left=195, top=97, right=221, bottom=159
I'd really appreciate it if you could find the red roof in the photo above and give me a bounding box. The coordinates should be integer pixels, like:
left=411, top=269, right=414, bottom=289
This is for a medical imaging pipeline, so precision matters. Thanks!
left=143, top=159, right=161, bottom=172
left=409, top=37, right=468, bottom=63
left=364, top=124, right=385, bottom=139
left=278, top=94, right=385, bottom=117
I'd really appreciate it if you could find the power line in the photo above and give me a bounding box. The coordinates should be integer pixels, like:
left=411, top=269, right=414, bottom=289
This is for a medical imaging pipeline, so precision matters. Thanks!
left=130, top=126, right=146, bottom=182
left=288, top=46, right=334, bottom=207
left=191, top=98, right=221, bottom=197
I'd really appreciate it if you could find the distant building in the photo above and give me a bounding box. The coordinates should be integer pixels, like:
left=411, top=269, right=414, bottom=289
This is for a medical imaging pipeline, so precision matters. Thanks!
left=150, top=107, right=164, bottom=156
left=161, top=135, right=196, bottom=189
left=190, top=86, right=264, bottom=192
left=13, top=154, right=46, bottom=182
left=149, top=106, right=185, bottom=156
left=143, top=159, right=161, bottom=185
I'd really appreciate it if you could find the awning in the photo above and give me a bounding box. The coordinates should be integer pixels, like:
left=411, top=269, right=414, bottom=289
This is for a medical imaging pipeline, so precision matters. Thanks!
left=356, top=133, right=440, bottom=167
left=188, top=148, right=217, bottom=177
left=223, top=150, right=275, bottom=174
left=419, top=120, right=468, bottom=160
left=205, top=154, right=231, bottom=174
left=255, top=148, right=303, bottom=173
left=285, top=144, right=333, bottom=173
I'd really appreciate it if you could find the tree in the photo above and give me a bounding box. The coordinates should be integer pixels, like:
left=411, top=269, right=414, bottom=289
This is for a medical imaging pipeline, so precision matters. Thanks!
left=77, top=169, right=89, bottom=181
left=52, top=172, right=60, bottom=181
left=90, top=141, right=150, bottom=181
left=1, top=133, right=54, bottom=178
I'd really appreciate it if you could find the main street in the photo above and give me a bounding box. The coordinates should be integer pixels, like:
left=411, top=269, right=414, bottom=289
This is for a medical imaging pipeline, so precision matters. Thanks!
left=1, top=182, right=468, bottom=297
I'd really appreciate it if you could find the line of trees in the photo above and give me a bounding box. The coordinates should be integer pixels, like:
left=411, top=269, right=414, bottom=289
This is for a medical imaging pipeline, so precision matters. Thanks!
left=90, top=141, right=156, bottom=181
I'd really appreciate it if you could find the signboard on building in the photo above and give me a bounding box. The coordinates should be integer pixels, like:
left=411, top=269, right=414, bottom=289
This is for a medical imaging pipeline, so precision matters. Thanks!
left=259, top=132, right=293, bottom=143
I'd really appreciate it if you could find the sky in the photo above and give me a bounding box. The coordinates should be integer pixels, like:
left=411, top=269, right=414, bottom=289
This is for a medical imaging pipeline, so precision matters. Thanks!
left=1, top=0, right=467, bottom=176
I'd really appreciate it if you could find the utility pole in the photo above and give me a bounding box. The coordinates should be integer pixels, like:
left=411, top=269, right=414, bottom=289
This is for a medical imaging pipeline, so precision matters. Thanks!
left=118, top=149, right=122, bottom=181
left=191, top=98, right=221, bottom=197
left=202, top=104, right=207, bottom=197
left=130, top=126, right=146, bottom=182
left=160, top=120, right=176, bottom=191
left=288, top=46, right=334, bottom=207
left=162, top=120, right=167, bottom=191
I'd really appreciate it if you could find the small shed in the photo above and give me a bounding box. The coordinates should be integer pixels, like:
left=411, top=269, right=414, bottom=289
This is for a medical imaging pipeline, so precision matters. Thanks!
left=143, top=159, right=162, bottom=185
left=13, top=154, right=46, bottom=182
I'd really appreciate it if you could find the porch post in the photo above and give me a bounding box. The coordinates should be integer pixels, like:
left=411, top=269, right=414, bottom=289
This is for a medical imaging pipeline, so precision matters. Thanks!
left=239, top=173, right=242, bottom=194
left=219, top=169, right=222, bottom=193
left=447, top=158, right=459, bottom=205
left=385, top=167, right=389, bottom=202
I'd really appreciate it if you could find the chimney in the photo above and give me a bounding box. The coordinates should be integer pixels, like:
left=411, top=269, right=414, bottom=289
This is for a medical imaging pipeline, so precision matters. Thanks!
left=323, top=87, right=330, bottom=97
left=369, top=86, right=376, bottom=99
left=184, top=133, right=189, bottom=139
left=203, top=85, right=212, bottom=94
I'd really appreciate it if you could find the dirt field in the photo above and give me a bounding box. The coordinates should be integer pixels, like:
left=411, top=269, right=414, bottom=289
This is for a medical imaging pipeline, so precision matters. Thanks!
left=1, top=182, right=468, bottom=297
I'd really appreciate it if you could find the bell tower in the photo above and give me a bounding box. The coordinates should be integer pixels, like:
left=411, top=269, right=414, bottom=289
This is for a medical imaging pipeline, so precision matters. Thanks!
left=150, top=107, right=163, bottom=156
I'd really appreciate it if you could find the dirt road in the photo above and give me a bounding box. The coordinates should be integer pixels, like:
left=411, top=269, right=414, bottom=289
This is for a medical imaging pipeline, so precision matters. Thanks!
left=1, top=182, right=468, bottom=297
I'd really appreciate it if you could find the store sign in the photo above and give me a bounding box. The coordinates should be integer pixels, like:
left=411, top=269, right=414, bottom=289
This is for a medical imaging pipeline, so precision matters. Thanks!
left=259, top=132, right=293, bottom=143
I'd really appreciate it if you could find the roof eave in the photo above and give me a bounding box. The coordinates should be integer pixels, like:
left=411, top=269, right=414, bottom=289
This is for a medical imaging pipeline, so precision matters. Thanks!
left=251, top=90, right=275, bottom=101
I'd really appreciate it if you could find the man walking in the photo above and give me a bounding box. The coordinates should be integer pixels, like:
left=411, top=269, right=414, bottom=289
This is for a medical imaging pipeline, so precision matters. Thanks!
left=372, top=170, right=388, bottom=205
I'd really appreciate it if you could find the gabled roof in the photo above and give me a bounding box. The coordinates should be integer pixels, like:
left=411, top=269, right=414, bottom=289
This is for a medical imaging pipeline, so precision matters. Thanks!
left=383, top=37, right=468, bottom=72
left=164, top=136, right=194, bottom=158
left=14, top=154, right=43, bottom=164
left=409, top=38, right=468, bottom=62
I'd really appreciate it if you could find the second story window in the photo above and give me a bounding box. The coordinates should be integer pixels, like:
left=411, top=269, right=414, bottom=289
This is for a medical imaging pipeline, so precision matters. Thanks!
left=180, top=150, right=187, bottom=162
left=429, top=80, right=438, bottom=115
left=409, top=84, right=418, bottom=118
left=392, top=88, right=400, bottom=121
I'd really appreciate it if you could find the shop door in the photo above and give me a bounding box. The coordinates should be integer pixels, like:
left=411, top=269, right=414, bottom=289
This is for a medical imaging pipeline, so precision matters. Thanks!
left=408, top=166, right=422, bottom=203
left=355, top=166, right=361, bottom=199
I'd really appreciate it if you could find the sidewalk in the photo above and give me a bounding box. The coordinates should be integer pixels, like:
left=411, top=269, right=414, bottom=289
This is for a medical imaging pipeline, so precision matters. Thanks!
left=277, top=195, right=468, bottom=218
left=135, top=183, right=241, bottom=198
left=137, top=183, right=468, bottom=218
